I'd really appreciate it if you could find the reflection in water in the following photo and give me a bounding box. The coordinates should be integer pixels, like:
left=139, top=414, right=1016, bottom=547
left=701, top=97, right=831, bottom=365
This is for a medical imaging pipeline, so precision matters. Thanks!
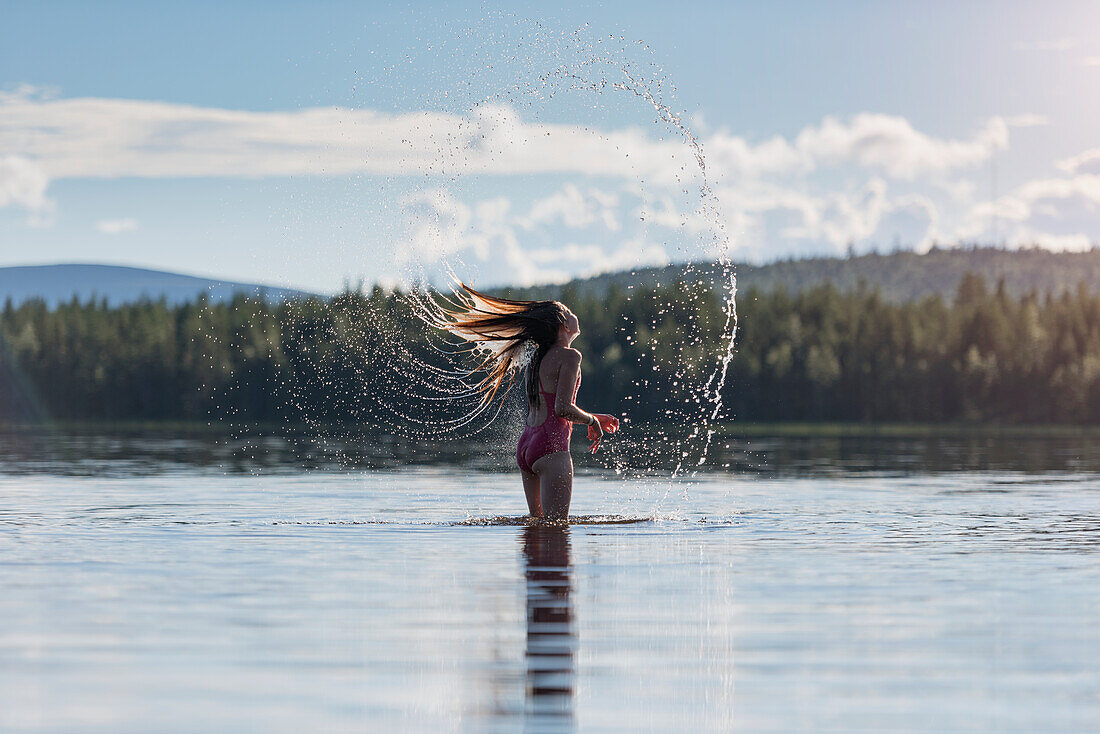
left=8, top=426, right=1100, bottom=477
left=522, top=525, right=576, bottom=733
left=6, top=443, right=1100, bottom=731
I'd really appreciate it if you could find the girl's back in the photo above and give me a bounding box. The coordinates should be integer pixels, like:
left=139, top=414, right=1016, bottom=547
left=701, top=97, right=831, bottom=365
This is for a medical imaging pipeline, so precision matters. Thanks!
left=528, top=345, right=576, bottom=427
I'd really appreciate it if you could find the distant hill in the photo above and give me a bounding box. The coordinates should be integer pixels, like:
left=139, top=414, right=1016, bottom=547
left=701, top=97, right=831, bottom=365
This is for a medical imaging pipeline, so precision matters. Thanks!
left=9, top=247, right=1100, bottom=309
left=508, top=246, right=1100, bottom=303
left=0, top=264, right=317, bottom=307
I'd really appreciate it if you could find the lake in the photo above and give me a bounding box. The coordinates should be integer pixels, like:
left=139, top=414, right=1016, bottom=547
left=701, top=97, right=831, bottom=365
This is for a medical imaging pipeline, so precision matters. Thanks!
left=1, top=428, right=1099, bottom=732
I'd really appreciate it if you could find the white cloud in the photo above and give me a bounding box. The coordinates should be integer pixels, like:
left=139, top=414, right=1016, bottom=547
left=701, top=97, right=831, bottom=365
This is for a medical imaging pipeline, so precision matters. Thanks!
left=735, top=181, right=939, bottom=254
left=95, top=217, right=138, bottom=235
left=1014, top=229, right=1093, bottom=251
left=398, top=189, right=476, bottom=264
left=399, top=183, right=672, bottom=286
left=703, top=133, right=802, bottom=178
left=636, top=194, right=717, bottom=235
left=627, top=174, right=947, bottom=261
left=1005, top=114, right=1050, bottom=128
left=702, top=114, right=1007, bottom=181
left=1057, top=147, right=1100, bottom=176
left=639, top=176, right=925, bottom=258
left=520, top=183, right=621, bottom=231
left=5, top=85, right=1095, bottom=277
left=527, top=238, right=669, bottom=277
left=965, top=196, right=1031, bottom=225
left=954, top=172, right=1100, bottom=248
left=0, top=155, right=53, bottom=224
left=936, top=178, right=978, bottom=202
left=398, top=188, right=545, bottom=285
left=1014, top=38, right=1077, bottom=52
left=1084, top=56, right=1100, bottom=67
left=0, top=87, right=692, bottom=185
left=791, top=114, right=1007, bottom=180
left=1016, top=173, right=1100, bottom=205
left=1, top=87, right=1011, bottom=190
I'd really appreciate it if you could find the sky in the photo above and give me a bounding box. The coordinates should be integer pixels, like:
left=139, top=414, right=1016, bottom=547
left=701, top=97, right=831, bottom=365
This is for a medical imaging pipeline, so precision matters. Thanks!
left=2, top=0, right=1100, bottom=293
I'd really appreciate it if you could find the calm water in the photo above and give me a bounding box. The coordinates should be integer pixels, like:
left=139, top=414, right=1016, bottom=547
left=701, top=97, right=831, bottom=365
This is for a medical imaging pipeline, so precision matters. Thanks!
left=2, top=430, right=1099, bottom=732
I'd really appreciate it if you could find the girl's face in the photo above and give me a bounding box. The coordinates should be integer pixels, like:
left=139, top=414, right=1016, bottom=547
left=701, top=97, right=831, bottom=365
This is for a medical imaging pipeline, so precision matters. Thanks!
left=561, top=311, right=580, bottom=342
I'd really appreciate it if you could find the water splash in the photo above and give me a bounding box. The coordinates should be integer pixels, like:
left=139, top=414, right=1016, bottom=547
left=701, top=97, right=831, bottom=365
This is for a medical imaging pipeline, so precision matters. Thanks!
left=218, top=17, right=741, bottom=484
left=400, top=21, right=740, bottom=478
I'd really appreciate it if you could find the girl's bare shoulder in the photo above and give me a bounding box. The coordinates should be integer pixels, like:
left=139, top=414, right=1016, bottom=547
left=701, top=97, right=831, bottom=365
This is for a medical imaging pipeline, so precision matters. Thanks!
left=544, top=345, right=581, bottom=367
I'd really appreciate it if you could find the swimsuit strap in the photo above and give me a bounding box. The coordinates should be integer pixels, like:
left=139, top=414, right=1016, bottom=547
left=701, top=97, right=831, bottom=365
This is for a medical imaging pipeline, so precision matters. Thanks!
left=537, top=361, right=580, bottom=401
left=539, top=376, right=578, bottom=400
left=537, top=373, right=556, bottom=398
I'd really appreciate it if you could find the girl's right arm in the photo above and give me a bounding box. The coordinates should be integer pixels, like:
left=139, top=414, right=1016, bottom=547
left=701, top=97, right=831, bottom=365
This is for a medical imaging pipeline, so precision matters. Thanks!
left=554, top=349, right=619, bottom=452
left=552, top=349, right=598, bottom=427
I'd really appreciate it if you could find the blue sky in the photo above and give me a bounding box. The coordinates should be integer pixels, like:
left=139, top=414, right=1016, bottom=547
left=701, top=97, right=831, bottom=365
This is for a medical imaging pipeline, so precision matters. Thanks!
left=2, top=0, right=1099, bottom=292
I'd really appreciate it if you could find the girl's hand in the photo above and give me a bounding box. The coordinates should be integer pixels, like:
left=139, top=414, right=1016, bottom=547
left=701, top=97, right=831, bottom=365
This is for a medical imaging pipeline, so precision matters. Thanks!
left=587, top=418, right=604, bottom=453
left=594, top=414, right=620, bottom=434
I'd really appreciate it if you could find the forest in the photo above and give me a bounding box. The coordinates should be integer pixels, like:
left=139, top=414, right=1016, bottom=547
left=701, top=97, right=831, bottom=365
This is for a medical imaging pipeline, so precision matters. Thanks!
left=519, top=245, right=1100, bottom=303
left=3, top=272, right=1100, bottom=426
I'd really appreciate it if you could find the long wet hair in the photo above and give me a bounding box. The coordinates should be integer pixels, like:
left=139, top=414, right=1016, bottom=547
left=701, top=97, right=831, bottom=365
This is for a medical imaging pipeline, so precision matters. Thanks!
left=420, top=283, right=568, bottom=410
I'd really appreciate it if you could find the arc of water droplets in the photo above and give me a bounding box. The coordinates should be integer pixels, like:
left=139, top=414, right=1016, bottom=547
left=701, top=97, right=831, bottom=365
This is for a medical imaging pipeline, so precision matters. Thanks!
left=394, top=24, right=741, bottom=476
left=520, top=31, right=740, bottom=475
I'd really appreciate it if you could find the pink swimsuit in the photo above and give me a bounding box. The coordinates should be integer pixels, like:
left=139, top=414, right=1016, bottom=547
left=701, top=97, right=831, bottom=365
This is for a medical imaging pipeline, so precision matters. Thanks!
left=516, top=373, right=580, bottom=474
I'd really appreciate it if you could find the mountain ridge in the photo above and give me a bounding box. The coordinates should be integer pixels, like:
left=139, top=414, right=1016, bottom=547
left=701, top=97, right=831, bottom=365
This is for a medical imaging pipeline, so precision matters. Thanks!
left=6, top=247, right=1100, bottom=308
left=0, top=263, right=317, bottom=307
left=507, top=246, right=1100, bottom=302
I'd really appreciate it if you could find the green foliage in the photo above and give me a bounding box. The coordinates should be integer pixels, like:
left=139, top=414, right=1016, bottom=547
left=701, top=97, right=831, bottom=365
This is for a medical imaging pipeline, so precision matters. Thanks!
left=4, top=273, right=1100, bottom=425
left=514, top=245, right=1100, bottom=303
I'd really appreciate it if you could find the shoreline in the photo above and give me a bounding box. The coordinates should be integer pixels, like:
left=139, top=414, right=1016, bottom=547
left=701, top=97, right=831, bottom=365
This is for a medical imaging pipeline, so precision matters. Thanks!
left=4, top=420, right=1100, bottom=439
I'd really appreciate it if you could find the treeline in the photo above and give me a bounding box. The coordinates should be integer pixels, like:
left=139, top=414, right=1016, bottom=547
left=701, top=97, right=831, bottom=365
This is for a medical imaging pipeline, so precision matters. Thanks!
left=728, top=274, right=1100, bottom=423
left=520, top=245, right=1100, bottom=304
left=3, top=273, right=1100, bottom=425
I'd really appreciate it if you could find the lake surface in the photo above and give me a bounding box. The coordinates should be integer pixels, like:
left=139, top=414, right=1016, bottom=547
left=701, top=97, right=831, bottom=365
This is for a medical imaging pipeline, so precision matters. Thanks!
left=2, top=429, right=1099, bottom=732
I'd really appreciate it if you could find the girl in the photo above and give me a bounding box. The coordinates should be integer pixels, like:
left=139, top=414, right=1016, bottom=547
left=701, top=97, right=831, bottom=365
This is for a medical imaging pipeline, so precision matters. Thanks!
left=424, top=284, right=619, bottom=520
